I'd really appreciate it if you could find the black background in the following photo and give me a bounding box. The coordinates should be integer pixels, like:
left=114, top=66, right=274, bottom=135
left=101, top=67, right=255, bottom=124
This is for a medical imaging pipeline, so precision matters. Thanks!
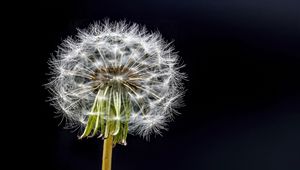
left=18, top=0, right=300, bottom=169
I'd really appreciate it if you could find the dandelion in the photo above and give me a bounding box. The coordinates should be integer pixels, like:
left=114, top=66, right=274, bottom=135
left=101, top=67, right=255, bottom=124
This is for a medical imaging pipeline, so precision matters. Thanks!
left=47, top=20, right=185, bottom=170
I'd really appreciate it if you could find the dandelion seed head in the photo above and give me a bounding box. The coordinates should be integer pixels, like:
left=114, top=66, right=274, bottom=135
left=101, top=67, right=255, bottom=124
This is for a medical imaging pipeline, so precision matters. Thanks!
left=47, top=20, right=186, bottom=141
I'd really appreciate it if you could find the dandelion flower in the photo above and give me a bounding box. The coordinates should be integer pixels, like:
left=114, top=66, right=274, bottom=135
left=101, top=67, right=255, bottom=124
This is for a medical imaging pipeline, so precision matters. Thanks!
left=47, top=20, right=185, bottom=170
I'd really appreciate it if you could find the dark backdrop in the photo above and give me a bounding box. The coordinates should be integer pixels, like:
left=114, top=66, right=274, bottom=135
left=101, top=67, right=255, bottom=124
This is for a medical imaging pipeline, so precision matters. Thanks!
left=22, top=0, right=300, bottom=169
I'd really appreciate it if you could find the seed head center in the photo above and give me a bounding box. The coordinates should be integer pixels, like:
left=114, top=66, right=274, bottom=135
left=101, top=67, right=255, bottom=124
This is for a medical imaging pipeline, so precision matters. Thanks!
left=93, top=66, right=140, bottom=91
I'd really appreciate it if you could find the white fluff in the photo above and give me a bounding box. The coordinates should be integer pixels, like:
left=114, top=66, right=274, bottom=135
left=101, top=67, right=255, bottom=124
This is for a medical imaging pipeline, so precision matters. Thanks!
left=47, top=20, right=185, bottom=139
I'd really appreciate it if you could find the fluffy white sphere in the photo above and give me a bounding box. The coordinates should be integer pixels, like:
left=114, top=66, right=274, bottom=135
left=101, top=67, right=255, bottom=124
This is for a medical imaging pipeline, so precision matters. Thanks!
left=48, top=20, right=185, bottom=141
